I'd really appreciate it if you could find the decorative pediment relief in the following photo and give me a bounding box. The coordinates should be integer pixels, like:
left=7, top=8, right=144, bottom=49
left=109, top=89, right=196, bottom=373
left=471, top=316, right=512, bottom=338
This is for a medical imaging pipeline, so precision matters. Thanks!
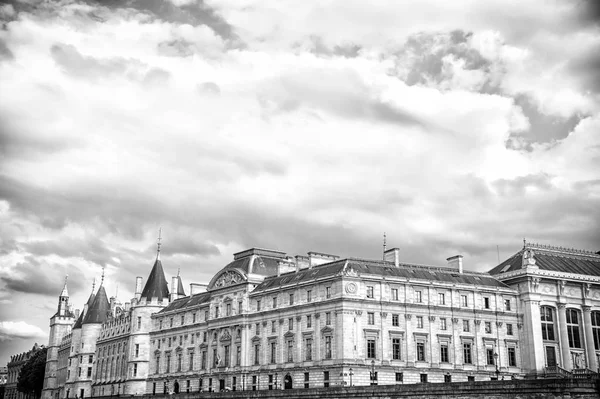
left=220, top=330, right=232, bottom=342
left=283, top=331, right=295, bottom=339
left=175, top=346, right=183, bottom=353
left=154, top=349, right=161, bottom=355
left=251, top=336, right=261, bottom=343
left=213, top=270, right=244, bottom=289
left=321, top=326, right=334, bottom=334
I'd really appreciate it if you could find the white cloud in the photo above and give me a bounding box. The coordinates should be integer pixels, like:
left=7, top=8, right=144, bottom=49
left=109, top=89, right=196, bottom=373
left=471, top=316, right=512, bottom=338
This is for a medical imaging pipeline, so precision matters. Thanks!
left=0, top=321, right=47, bottom=341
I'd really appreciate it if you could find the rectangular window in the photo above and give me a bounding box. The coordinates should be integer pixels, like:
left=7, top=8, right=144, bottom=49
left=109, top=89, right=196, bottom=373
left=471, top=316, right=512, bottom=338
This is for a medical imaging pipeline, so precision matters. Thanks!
left=485, top=321, right=492, bottom=334
left=307, top=290, right=312, bottom=302
left=191, top=334, right=195, bottom=344
left=88, top=355, right=93, bottom=363
left=508, top=347, right=517, bottom=367
left=368, top=312, right=375, bottom=325
left=325, top=336, right=332, bottom=359
left=507, top=324, right=513, bottom=336
left=134, top=344, right=139, bottom=357
left=256, top=323, right=260, bottom=335
left=87, top=367, right=92, bottom=378
left=177, top=354, right=182, bottom=371
left=201, top=351, right=206, bottom=369
left=392, top=288, right=398, bottom=301
left=137, top=317, right=142, bottom=329
left=287, top=340, right=293, bottom=362
left=415, top=290, right=422, bottom=303
left=289, top=318, right=294, bottom=330
left=271, top=320, right=276, bottom=333
left=226, top=303, right=231, bottom=316
left=416, top=342, right=425, bottom=361
left=486, top=348, right=494, bottom=365
left=367, top=338, right=376, bottom=358
left=468, top=376, right=475, bottom=382
left=326, top=312, right=331, bottom=325
left=254, top=345, right=260, bottom=365
left=155, top=356, right=160, bottom=373
left=444, top=374, right=451, bottom=383
left=440, top=344, right=449, bottom=363
left=192, top=313, right=196, bottom=323
left=181, top=315, right=185, bottom=325
left=215, top=306, right=219, bottom=318
left=203, top=332, right=207, bottom=343
left=306, top=338, right=312, bottom=361
left=270, top=342, right=277, bottom=363
left=289, top=293, right=294, bottom=305
left=416, top=316, right=423, bottom=328
left=304, top=372, right=309, bottom=389
left=188, top=353, right=194, bottom=371
left=323, top=371, right=329, bottom=388
left=159, top=319, right=163, bottom=329
left=252, top=376, right=257, bottom=391
left=133, top=363, right=137, bottom=377
left=272, top=297, right=277, bottom=308
left=367, top=286, right=374, bottom=298
left=268, top=374, right=273, bottom=390
left=307, top=315, right=312, bottom=328
left=420, top=374, right=427, bottom=383
left=179, top=335, right=183, bottom=346
left=461, top=295, right=468, bottom=307
left=166, top=355, right=171, bottom=373
left=204, top=310, right=208, bottom=321
left=224, top=345, right=230, bottom=367
left=392, top=338, right=401, bottom=360
left=236, top=345, right=241, bottom=366
left=392, top=314, right=399, bottom=327
left=212, top=349, right=217, bottom=368
left=438, top=292, right=445, bottom=305
left=463, top=320, right=470, bottom=332
left=504, top=299, right=511, bottom=311
left=326, top=286, right=331, bottom=298
left=440, top=318, right=447, bottom=330
left=257, top=300, right=261, bottom=311
left=463, top=343, right=472, bottom=364
left=484, top=297, right=490, bottom=309
left=566, top=309, right=582, bottom=348
left=239, top=301, right=243, bottom=314
left=170, top=318, right=174, bottom=327
left=395, top=372, right=403, bottom=383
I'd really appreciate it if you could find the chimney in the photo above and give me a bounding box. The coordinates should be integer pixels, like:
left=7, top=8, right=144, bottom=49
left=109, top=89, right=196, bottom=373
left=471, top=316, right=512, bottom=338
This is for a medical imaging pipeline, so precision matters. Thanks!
left=308, top=252, right=340, bottom=268
left=190, top=283, right=208, bottom=295
left=295, top=255, right=309, bottom=271
left=75, top=308, right=80, bottom=319
left=170, top=276, right=178, bottom=301
left=447, top=255, right=463, bottom=273
left=384, top=248, right=400, bottom=267
left=135, top=277, right=143, bottom=301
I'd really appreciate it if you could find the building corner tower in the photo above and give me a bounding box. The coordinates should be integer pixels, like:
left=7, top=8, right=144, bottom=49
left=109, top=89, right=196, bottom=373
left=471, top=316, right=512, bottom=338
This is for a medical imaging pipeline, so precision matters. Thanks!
left=42, top=277, right=75, bottom=399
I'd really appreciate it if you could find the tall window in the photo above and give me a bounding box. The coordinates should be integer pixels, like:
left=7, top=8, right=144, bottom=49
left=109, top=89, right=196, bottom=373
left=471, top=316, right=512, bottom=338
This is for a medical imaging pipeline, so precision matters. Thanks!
left=392, top=314, right=399, bottom=327
left=271, top=321, right=276, bottom=333
left=508, top=347, right=517, bottom=367
left=270, top=342, right=277, bottom=363
left=483, top=297, right=490, bottom=309
left=289, top=318, right=294, bottom=331
left=224, top=345, right=230, bottom=367
left=287, top=340, right=293, bottom=362
left=541, top=306, right=555, bottom=340
left=236, top=345, right=241, bottom=366
left=416, top=342, right=425, bottom=361
left=504, top=299, right=511, bottom=311
left=325, top=336, right=332, bottom=359
left=392, top=338, right=401, bottom=360
left=440, top=318, right=447, bottom=330
left=201, top=351, right=206, bottom=369
left=256, top=323, right=260, bottom=335
left=463, top=320, right=470, bottom=332
left=326, top=312, right=331, bottom=325
left=135, top=344, right=139, bottom=357
left=368, top=312, right=375, bottom=325
left=177, top=354, right=182, bottom=371
left=486, top=349, right=494, bottom=365
left=188, top=353, right=194, bottom=371
left=212, top=348, right=217, bottom=367
left=592, top=311, right=600, bottom=350
left=289, top=293, right=294, bottom=305
left=566, top=309, right=582, bottom=348
left=326, top=286, right=331, bottom=298
left=463, top=343, right=472, bottom=364
left=215, top=306, right=219, bottom=318
left=415, top=290, right=422, bottom=303
left=307, top=315, right=312, bottom=328
left=273, top=297, right=277, bottom=308
left=367, top=339, right=376, bottom=358
left=254, top=345, right=260, bottom=365
left=391, top=288, right=398, bottom=300
left=181, top=315, right=185, bottom=325
left=166, top=355, right=171, bottom=373
left=440, top=344, right=449, bottom=363
left=155, top=356, right=160, bottom=373
left=226, top=303, right=231, bottom=316
left=367, top=286, right=374, bottom=298
left=416, top=316, right=423, bottom=328
left=485, top=321, right=492, bottom=334
left=307, top=290, right=312, bottom=302
left=306, top=338, right=312, bottom=361
left=507, top=324, right=513, bottom=336
left=461, top=295, right=468, bottom=307
left=438, top=293, right=445, bottom=305
left=257, top=300, right=261, bottom=311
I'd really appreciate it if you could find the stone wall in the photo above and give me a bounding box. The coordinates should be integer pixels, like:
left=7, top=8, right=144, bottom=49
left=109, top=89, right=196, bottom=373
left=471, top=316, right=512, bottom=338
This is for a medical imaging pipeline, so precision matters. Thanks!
left=136, top=379, right=599, bottom=399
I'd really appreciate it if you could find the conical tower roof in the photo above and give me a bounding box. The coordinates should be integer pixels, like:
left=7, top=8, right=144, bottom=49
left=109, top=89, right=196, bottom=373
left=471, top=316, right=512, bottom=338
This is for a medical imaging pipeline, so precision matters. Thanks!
left=140, top=257, right=170, bottom=301
left=83, top=285, right=110, bottom=324
left=60, top=276, right=69, bottom=297
left=73, top=292, right=95, bottom=329
left=177, top=274, right=185, bottom=296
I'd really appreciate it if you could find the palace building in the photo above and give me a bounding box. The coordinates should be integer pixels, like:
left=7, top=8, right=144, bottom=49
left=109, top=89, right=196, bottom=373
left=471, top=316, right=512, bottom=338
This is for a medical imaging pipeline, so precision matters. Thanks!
left=36, top=239, right=599, bottom=397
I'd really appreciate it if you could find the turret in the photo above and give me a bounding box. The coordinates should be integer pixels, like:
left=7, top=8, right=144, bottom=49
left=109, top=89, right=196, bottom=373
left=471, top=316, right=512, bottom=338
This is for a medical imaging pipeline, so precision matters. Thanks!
left=58, top=275, right=69, bottom=316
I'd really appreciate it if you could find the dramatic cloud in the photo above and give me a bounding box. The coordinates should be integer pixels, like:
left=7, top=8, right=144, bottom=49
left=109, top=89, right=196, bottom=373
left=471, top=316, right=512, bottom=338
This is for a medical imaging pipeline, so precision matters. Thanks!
left=0, top=0, right=599, bottom=365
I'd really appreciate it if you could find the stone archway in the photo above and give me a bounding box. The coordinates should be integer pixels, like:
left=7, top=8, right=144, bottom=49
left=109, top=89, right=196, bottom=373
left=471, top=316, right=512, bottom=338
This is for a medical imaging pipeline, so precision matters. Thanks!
left=284, top=374, right=293, bottom=389
left=174, top=380, right=180, bottom=394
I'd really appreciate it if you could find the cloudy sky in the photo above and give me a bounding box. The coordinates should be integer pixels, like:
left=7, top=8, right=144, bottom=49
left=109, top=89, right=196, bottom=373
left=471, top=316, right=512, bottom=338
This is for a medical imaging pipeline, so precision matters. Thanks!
left=0, top=0, right=599, bottom=364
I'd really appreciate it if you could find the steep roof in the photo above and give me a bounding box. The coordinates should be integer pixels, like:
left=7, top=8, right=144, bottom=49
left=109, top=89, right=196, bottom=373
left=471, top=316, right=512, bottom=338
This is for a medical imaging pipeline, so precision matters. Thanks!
left=489, top=243, right=600, bottom=277
left=158, top=291, right=211, bottom=314
left=176, top=275, right=186, bottom=296
left=83, top=286, right=110, bottom=324
left=254, top=257, right=507, bottom=292
left=60, top=278, right=69, bottom=297
left=73, top=292, right=95, bottom=329
left=141, top=257, right=170, bottom=301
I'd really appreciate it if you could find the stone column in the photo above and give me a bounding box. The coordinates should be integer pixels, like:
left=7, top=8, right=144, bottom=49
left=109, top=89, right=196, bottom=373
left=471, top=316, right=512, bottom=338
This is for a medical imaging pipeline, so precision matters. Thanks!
left=521, top=294, right=545, bottom=373
left=582, top=306, right=598, bottom=371
left=557, top=303, right=572, bottom=370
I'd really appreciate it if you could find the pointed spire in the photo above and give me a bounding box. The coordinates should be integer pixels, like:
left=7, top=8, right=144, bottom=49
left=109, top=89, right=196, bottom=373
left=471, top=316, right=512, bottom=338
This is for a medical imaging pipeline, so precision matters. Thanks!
left=177, top=272, right=186, bottom=296
left=383, top=232, right=387, bottom=260
left=60, top=274, right=69, bottom=297
left=83, top=285, right=110, bottom=324
left=156, top=227, right=162, bottom=260
left=523, top=238, right=527, bottom=248
left=101, top=265, right=105, bottom=286
left=92, top=277, right=96, bottom=293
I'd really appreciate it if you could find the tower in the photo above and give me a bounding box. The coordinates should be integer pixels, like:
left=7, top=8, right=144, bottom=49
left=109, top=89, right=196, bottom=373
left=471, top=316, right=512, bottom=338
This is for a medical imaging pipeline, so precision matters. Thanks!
left=42, top=276, right=75, bottom=399
left=125, top=231, right=170, bottom=395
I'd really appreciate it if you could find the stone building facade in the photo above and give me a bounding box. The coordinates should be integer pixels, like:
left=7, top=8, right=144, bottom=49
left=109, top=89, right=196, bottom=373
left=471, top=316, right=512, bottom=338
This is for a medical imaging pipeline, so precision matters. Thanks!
left=146, top=248, right=522, bottom=393
left=490, top=242, right=600, bottom=375
left=6, top=344, right=44, bottom=399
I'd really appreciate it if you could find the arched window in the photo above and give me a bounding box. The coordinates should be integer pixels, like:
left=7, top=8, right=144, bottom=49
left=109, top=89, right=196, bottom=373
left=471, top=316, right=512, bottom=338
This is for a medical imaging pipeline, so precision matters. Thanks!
left=541, top=306, right=555, bottom=341
left=592, top=311, right=600, bottom=350
left=566, top=309, right=582, bottom=348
